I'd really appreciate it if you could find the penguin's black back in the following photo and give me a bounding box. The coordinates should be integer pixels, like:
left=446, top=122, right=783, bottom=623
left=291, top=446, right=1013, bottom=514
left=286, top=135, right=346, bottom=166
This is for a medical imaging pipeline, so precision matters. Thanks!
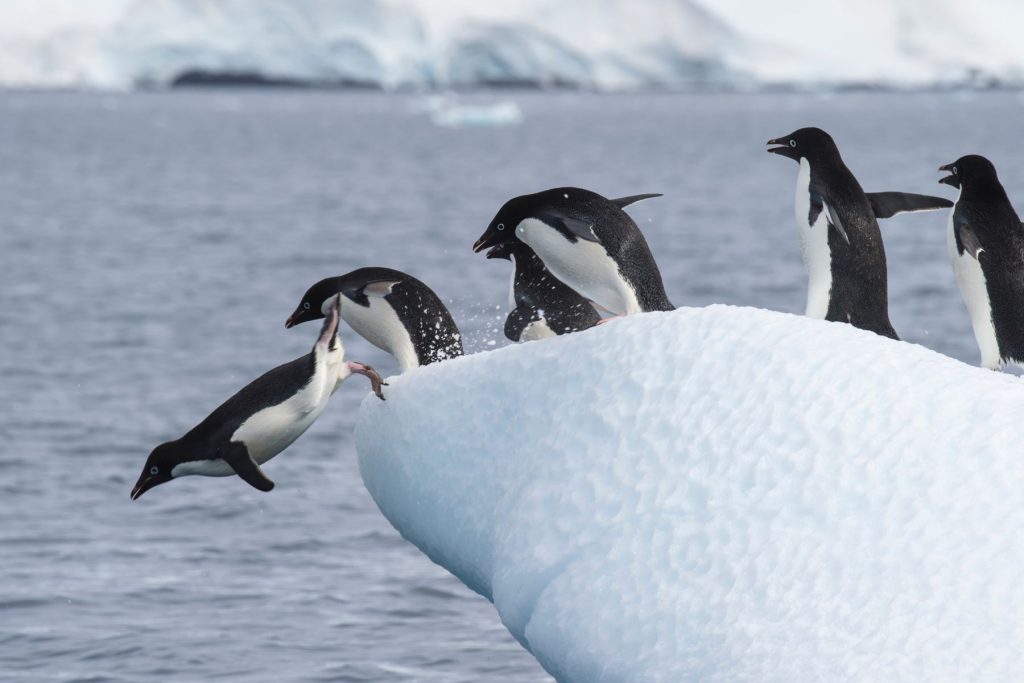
left=177, top=354, right=317, bottom=451
left=346, top=267, right=464, bottom=366
left=812, top=159, right=899, bottom=339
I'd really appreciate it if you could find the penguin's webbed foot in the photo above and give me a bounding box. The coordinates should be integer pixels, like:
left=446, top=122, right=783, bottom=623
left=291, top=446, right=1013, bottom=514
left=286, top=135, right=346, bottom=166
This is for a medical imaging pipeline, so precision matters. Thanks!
left=349, top=361, right=386, bottom=400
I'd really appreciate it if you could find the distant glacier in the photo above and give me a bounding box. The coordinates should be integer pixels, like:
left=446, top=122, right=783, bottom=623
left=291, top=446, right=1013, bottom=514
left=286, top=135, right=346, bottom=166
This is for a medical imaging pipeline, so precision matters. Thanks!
left=1, top=0, right=1022, bottom=90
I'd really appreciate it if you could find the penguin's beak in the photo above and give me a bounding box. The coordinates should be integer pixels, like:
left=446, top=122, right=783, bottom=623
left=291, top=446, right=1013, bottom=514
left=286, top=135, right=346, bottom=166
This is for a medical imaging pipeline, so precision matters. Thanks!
left=473, top=223, right=513, bottom=254
left=285, top=306, right=308, bottom=329
left=472, top=233, right=494, bottom=253
left=130, top=474, right=158, bottom=501
left=938, top=163, right=961, bottom=189
left=485, top=244, right=510, bottom=260
left=766, top=137, right=800, bottom=161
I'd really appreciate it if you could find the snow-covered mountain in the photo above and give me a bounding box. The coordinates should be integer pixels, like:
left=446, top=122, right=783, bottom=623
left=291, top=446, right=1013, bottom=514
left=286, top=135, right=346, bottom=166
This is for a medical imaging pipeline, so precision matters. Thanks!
left=1, top=0, right=1022, bottom=90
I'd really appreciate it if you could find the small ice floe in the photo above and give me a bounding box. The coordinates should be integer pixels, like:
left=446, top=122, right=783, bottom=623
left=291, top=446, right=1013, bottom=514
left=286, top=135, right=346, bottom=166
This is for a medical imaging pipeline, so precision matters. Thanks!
left=415, top=95, right=523, bottom=128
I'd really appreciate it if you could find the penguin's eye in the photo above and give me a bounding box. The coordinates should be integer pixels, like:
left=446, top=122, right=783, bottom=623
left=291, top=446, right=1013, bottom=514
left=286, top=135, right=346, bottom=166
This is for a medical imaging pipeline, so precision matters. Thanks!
left=789, top=139, right=797, bottom=148
left=150, top=466, right=159, bottom=475
left=303, top=302, right=310, bottom=310
left=497, top=223, right=505, bottom=231
left=952, top=166, right=958, bottom=175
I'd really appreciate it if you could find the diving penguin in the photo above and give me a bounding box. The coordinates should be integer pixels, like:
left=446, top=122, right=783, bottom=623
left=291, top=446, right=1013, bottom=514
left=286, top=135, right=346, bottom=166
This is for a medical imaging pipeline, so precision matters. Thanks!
left=131, top=296, right=384, bottom=500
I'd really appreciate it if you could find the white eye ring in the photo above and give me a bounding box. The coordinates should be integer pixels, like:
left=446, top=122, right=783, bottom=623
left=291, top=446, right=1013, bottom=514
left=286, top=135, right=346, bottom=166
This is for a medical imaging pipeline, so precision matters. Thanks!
left=497, top=223, right=505, bottom=231
left=303, top=302, right=310, bottom=310
left=150, top=466, right=159, bottom=475
left=789, top=139, right=797, bottom=147
left=952, top=166, right=958, bottom=175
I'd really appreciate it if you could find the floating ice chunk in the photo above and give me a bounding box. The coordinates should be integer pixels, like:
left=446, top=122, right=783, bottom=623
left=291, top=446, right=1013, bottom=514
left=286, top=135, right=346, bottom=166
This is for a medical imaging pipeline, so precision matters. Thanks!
left=356, top=305, right=1024, bottom=683
left=428, top=99, right=523, bottom=128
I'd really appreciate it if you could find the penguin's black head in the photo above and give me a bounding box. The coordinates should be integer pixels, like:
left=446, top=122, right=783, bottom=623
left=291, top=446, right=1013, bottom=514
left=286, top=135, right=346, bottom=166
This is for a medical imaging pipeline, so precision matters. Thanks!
left=286, top=277, right=342, bottom=328
left=286, top=268, right=409, bottom=328
left=475, top=188, right=607, bottom=254
left=473, top=193, right=534, bottom=254
left=131, top=442, right=178, bottom=500
left=938, top=155, right=997, bottom=190
left=767, top=127, right=838, bottom=163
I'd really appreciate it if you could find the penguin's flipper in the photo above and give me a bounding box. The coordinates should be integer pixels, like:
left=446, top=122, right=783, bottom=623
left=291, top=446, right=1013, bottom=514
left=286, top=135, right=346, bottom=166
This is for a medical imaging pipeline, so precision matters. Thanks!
left=537, top=210, right=600, bottom=243
left=222, top=442, right=275, bottom=492
left=362, top=280, right=401, bottom=298
left=610, top=193, right=662, bottom=209
left=807, top=191, right=824, bottom=227
left=823, top=201, right=850, bottom=245
left=956, top=221, right=984, bottom=260
left=315, top=295, right=341, bottom=352
left=867, top=192, right=954, bottom=219
left=504, top=306, right=539, bottom=342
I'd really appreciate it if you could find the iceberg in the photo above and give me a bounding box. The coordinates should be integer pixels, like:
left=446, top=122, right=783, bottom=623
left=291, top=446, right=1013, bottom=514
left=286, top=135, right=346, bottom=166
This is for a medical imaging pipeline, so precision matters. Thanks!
left=357, top=305, right=1024, bottom=682
left=1, top=0, right=1023, bottom=90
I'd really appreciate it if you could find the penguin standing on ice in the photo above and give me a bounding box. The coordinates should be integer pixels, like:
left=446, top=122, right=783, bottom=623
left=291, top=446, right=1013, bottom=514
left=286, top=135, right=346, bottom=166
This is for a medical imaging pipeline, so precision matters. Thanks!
left=286, top=267, right=462, bottom=373
left=473, top=189, right=672, bottom=316
left=131, top=296, right=384, bottom=500
left=767, top=127, right=952, bottom=339
left=939, top=155, right=1024, bottom=369
left=486, top=241, right=601, bottom=341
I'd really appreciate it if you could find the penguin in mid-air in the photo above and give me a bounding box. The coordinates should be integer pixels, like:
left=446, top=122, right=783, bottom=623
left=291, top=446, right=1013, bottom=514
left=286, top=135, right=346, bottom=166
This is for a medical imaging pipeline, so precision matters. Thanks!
left=486, top=240, right=601, bottom=341
left=767, top=127, right=952, bottom=339
left=131, top=296, right=384, bottom=500
left=473, top=189, right=672, bottom=316
left=939, top=155, right=1024, bottom=369
left=286, top=267, right=462, bottom=373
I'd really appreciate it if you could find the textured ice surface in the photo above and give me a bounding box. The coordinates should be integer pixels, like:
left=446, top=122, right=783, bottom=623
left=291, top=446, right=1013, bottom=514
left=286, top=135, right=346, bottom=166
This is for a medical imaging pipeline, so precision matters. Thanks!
left=2, top=0, right=1023, bottom=89
left=356, top=305, right=1024, bottom=683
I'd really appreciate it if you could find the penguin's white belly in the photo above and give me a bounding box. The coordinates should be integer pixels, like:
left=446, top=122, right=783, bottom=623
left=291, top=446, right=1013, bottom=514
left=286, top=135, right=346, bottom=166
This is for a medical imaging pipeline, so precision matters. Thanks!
left=341, top=296, right=418, bottom=373
left=947, top=208, right=1000, bottom=369
left=520, top=317, right=556, bottom=341
left=795, top=159, right=832, bottom=319
left=173, top=372, right=335, bottom=479
left=516, top=218, right=641, bottom=316
left=233, top=387, right=330, bottom=463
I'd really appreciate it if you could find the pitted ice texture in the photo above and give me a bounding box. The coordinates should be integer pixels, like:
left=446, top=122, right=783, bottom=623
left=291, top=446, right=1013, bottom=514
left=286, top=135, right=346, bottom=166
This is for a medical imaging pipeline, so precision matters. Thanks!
left=357, top=305, right=1024, bottom=683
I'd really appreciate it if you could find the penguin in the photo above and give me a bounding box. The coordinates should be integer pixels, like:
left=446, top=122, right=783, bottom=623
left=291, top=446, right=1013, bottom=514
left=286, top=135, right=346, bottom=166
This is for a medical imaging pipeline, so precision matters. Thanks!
left=485, top=241, right=601, bottom=341
left=131, top=296, right=384, bottom=500
left=767, top=127, right=952, bottom=339
left=473, top=189, right=672, bottom=316
left=939, top=155, right=1024, bottom=369
left=286, top=267, right=462, bottom=373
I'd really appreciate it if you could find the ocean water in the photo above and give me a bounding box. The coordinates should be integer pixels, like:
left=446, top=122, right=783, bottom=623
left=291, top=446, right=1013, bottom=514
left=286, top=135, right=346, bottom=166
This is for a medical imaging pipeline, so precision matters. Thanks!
left=1, top=90, right=1023, bottom=682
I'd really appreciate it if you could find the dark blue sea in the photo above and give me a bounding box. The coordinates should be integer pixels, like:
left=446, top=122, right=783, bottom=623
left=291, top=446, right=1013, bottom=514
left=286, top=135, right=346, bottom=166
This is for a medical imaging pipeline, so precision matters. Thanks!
left=2, top=90, right=1023, bottom=681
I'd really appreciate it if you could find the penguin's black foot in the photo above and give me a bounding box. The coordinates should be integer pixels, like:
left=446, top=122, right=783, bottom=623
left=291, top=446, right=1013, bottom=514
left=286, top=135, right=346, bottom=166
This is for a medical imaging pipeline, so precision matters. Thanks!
left=349, top=361, right=386, bottom=400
